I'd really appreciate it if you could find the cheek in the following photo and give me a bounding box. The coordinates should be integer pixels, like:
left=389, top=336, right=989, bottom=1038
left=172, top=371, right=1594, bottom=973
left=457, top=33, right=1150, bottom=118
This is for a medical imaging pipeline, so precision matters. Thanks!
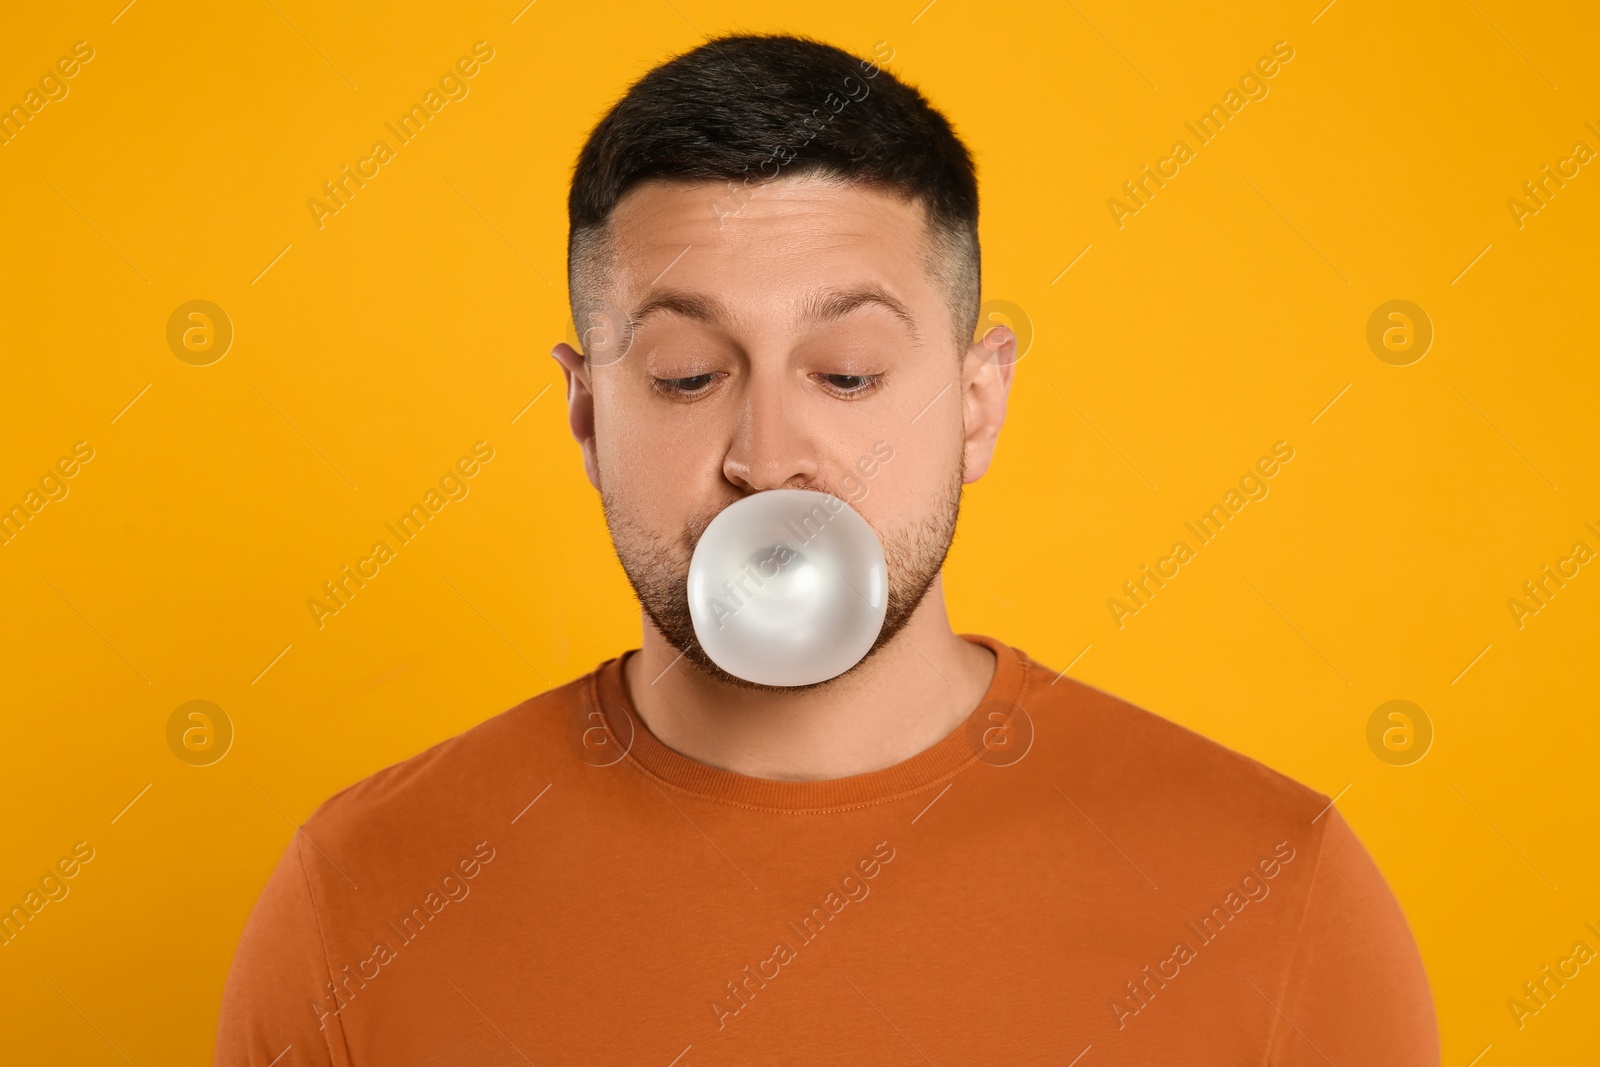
left=594, top=391, right=717, bottom=535
left=848, top=432, right=954, bottom=532
left=594, top=383, right=670, bottom=478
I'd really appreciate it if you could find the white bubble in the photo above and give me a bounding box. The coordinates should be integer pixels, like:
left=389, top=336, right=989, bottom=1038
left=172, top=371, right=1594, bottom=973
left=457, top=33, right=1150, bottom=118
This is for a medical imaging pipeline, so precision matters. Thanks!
left=687, top=489, right=887, bottom=686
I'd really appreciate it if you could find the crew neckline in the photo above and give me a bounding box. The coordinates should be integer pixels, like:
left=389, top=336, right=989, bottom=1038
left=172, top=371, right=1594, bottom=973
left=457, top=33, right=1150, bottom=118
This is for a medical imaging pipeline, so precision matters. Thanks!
left=589, top=633, right=1033, bottom=813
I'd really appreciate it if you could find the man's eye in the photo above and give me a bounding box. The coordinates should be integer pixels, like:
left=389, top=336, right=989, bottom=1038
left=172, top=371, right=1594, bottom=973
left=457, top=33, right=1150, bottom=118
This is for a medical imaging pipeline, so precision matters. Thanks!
left=653, top=373, right=718, bottom=396
left=819, top=373, right=880, bottom=395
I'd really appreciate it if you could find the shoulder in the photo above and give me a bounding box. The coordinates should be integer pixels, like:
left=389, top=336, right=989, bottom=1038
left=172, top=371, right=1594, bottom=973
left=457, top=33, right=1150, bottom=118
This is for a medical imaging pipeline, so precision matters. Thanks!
left=1010, top=645, right=1334, bottom=863
left=1007, top=645, right=1437, bottom=1047
left=295, top=668, right=598, bottom=869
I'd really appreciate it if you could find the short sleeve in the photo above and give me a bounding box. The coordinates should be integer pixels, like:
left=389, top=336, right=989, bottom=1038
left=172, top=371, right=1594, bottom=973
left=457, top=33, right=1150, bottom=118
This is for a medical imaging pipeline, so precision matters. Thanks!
left=215, top=833, right=349, bottom=1067
left=1268, top=808, right=1439, bottom=1066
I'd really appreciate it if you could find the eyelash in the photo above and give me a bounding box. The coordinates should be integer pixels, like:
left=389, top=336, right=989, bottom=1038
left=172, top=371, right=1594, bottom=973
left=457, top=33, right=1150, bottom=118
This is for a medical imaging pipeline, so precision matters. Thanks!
left=821, top=373, right=882, bottom=397
left=650, top=373, right=883, bottom=399
left=651, top=373, right=720, bottom=398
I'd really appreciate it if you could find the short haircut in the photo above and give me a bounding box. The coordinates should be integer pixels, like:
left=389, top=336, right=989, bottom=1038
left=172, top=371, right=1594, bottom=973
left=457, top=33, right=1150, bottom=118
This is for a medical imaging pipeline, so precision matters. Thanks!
left=566, top=32, right=981, bottom=360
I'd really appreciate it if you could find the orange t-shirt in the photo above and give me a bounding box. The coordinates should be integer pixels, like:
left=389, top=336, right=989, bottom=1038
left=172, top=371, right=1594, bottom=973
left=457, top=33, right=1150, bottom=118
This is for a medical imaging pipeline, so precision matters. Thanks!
left=216, top=634, right=1438, bottom=1065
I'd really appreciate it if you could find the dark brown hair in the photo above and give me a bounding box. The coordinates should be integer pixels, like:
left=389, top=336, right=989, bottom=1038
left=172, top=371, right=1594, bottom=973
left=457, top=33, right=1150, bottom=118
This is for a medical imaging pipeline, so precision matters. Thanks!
left=566, top=32, right=981, bottom=357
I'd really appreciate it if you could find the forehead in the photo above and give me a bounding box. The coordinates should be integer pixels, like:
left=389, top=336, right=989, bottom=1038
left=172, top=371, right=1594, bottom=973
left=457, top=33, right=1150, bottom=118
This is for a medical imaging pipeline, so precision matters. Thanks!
left=599, top=174, right=941, bottom=333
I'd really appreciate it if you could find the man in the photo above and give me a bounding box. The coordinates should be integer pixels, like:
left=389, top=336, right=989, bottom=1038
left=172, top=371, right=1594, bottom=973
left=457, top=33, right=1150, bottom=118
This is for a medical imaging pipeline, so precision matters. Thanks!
left=217, top=33, right=1438, bottom=1065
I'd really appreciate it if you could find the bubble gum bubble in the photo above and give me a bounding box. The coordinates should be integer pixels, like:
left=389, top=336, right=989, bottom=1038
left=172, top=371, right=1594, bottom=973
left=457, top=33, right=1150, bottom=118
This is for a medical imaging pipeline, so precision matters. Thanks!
left=687, top=489, right=887, bottom=686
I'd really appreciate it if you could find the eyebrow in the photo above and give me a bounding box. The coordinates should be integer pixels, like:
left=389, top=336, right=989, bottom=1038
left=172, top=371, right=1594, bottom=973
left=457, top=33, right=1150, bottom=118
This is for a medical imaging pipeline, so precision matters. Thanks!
left=628, top=282, right=922, bottom=345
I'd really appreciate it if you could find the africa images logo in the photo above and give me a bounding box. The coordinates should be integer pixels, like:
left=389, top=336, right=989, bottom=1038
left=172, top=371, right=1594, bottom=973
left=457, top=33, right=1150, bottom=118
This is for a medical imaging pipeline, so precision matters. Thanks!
left=1108, top=841, right=1297, bottom=1029
left=709, top=840, right=896, bottom=1029
left=312, top=841, right=496, bottom=1030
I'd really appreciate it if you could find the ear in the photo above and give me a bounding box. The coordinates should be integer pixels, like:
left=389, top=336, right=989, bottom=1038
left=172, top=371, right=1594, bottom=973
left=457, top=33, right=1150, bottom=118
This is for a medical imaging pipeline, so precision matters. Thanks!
left=551, top=343, right=600, bottom=490
left=959, top=325, right=1016, bottom=484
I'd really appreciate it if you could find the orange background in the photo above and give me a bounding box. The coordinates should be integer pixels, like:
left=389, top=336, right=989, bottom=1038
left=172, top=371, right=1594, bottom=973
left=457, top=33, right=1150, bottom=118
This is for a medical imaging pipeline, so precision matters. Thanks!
left=1, top=0, right=1596, bottom=1061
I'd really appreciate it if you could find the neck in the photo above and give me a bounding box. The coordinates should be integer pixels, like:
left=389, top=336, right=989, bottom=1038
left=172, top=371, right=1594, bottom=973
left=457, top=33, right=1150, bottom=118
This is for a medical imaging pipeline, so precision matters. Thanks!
left=620, top=575, right=996, bottom=781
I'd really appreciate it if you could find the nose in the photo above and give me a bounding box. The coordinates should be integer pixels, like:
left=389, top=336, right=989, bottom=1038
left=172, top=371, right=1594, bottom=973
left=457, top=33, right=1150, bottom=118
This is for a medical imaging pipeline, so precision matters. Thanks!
left=722, top=370, right=819, bottom=492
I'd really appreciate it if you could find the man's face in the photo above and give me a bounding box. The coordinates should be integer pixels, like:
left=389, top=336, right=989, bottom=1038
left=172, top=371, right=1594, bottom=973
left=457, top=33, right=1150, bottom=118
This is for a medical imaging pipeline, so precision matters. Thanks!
left=555, top=173, right=1011, bottom=690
